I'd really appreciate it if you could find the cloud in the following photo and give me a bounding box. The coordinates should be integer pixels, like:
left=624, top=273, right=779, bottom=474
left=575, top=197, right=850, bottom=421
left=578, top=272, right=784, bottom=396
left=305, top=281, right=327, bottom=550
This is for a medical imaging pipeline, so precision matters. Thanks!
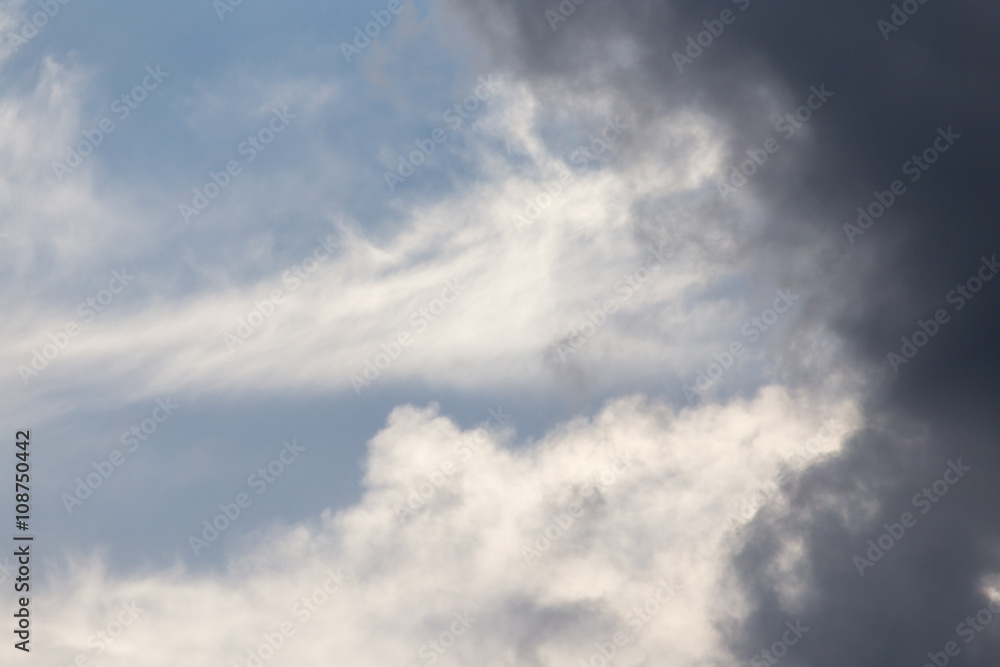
left=15, top=385, right=859, bottom=666
left=3, top=75, right=822, bottom=414
left=435, top=0, right=1000, bottom=663
left=5, top=2, right=999, bottom=664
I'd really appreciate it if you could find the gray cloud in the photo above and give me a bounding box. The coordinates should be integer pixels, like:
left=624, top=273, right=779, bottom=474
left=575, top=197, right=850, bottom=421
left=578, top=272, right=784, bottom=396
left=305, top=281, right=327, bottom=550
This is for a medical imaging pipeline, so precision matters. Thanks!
left=443, top=0, right=1000, bottom=662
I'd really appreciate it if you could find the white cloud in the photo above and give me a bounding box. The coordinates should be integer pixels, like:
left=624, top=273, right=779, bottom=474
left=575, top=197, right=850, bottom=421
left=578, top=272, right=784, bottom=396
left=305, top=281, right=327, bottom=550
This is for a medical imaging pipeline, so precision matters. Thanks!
left=15, top=385, right=860, bottom=667
left=0, top=77, right=818, bottom=413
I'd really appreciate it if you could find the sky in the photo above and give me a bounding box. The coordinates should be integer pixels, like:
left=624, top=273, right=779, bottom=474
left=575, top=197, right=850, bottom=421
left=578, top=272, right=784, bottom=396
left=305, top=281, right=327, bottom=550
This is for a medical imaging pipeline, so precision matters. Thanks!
left=1, top=0, right=999, bottom=665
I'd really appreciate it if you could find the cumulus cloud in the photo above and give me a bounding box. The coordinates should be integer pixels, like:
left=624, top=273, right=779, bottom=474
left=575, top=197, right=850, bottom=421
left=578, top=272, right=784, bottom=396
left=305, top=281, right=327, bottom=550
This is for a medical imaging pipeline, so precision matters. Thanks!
left=5, top=2, right=998, bottom=665
left=15, top=386, right=858, bottom=667
left=433, top=0, right=1000, bottom=664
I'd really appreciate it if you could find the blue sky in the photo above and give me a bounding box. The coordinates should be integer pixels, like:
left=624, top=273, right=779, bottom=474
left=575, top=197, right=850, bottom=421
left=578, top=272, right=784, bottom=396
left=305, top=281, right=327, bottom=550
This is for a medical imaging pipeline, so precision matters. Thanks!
left=0, top=0, right=859, bottom=654
left=3, top=1, right=999, bottom=666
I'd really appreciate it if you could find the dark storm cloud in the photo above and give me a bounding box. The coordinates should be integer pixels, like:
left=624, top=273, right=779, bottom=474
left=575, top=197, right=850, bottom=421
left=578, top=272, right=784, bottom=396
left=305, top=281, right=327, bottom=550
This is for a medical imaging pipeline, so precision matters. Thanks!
left=443, top=0, right=1000, bottom=663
